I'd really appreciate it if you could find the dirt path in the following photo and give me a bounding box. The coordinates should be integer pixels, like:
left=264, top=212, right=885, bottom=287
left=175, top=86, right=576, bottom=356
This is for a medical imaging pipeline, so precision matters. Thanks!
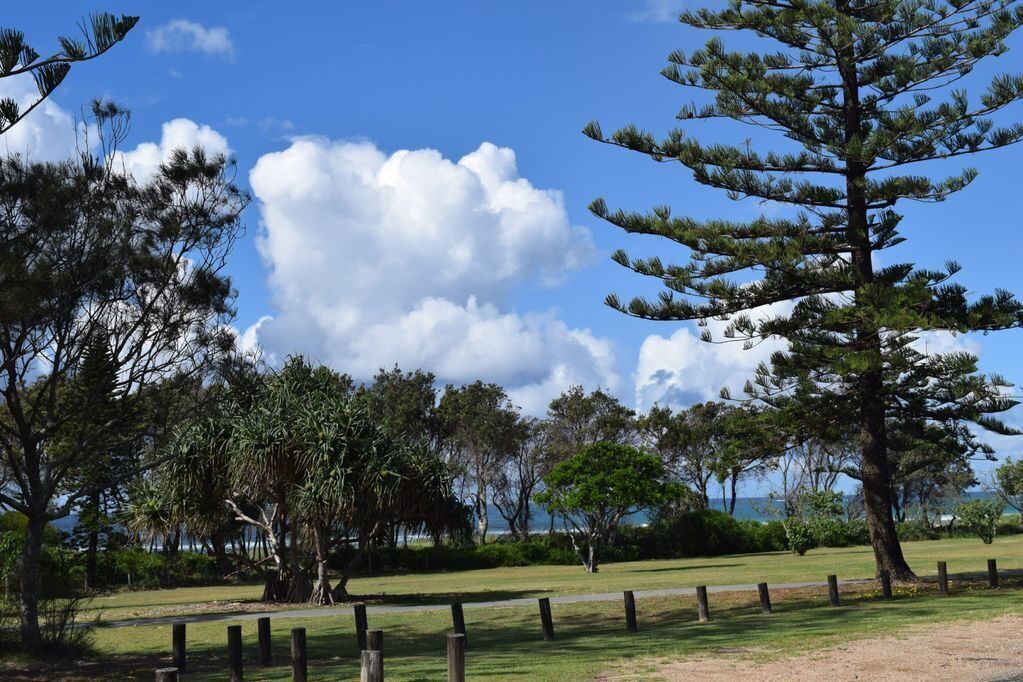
left=653, top=615, right=1023, bottom=681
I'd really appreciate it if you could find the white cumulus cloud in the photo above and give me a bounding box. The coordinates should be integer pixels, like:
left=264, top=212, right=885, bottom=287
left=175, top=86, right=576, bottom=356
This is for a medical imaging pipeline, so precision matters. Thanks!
left=634, top=303, right=792, bottom=411
left=147, top=19, right=235, bottom=58
left=114, top=118, right=230, bottom=180
left=246, top=137, right=614, bottom=411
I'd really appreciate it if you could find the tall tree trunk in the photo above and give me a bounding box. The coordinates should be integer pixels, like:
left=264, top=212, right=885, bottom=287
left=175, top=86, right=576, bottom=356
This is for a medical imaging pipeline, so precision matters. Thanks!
left=729, top=476, right=738, bottom=516
left=20, top=512, right=46, bottom=653
left=837, top=5, right=914, bottom=579
left=476, top=487, right=489, bottom=544
left=308, top=524, right=333, bottom=606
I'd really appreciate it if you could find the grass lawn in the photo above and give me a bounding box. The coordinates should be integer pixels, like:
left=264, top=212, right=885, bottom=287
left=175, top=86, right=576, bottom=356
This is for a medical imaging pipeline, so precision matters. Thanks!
left=85, top=533, right=1023, bottom=621
left=68, top=577, right=1023, bottom=680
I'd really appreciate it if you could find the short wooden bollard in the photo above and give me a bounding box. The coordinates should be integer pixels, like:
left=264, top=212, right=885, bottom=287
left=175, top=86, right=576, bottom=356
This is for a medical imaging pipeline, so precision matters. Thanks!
left=937, top=561, right=949, bottom=596
left=988, top=559, right=999, bottom=588
left=257, top=616, right=272, bottom=666
left=451, top=602, right=467, bottom=647
left=360, top=650, right=384, bottom=682
left=366, top=629, right=383, bottom=656
left=757, top=582, right=772, bottom=614
left=827, top=575, right=840, bottom=606
left=354, top=602, right=369, bottom=651
left=538, top=597, right=555, bottom=641
left=172, top=622, right=186, bottom=672
left=696, top=585, right=710, bottom=622
left=623, top=590, right=638, bottom=632
left=880, top=570, right=893, bottom=600
left=227, top=624, right=243, bottom=682
left=155, top=667, right=179, bottom=682
left=291, top=627, right=308, bottom=682
left=447, top=632, right=467, bottom=682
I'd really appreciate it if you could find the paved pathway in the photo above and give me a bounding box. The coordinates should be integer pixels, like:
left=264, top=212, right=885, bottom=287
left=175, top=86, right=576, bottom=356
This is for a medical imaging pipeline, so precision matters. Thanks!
left=100, top=577, right=872, bottom=629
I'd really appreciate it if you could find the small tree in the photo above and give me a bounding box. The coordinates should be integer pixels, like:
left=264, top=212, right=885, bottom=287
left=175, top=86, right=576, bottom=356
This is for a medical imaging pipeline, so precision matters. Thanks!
left=993, top=458, right=1023, bottom=521
left=537, top=442, right=676, bottom=573
left=954, top=499, right=1003, bottom=544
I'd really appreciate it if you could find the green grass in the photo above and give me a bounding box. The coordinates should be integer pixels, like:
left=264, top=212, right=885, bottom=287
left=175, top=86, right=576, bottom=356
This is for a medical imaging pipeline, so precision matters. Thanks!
left=86, top=533, right=1023, bottom=621
left=82, top=579, right=1023, bottom=680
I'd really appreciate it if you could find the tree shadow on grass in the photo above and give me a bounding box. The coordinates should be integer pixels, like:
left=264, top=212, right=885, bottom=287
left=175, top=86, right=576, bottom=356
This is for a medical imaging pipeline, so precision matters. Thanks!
left=39, top=579, right=1023, bottom=680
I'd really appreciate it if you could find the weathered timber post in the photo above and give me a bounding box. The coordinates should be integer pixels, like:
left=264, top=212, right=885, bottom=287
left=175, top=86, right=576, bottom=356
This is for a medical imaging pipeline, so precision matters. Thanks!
left=360, top=650, right=384, bottom=682
left=696, top=586, right=710, bottom=622
left=172, top=622, right=186, bottom=673
left=757, top=582, right=772, bottom=614
left=155, top=667, right=179, bottom=682
left=988, top=559, right=999, bottom=589
left=827, top=575, right=840, bottom=607
left=366, top=629, right=383, bottom=657
left=623, top=590, right=638, bottom=632
left=447, top=632, right=467, bottom=682
left=227, top=624, right=243, bottom=682
left=451, top=602, right=467, bottom=647
left=354, top=602, right=369, bottom=651
left=538, top=597, right=555, bottom=641
left=257, top=616, right=272, bottom=666
left=937, top=561, right=949, bottom=596
left=291, top=627, right=308, bottom=682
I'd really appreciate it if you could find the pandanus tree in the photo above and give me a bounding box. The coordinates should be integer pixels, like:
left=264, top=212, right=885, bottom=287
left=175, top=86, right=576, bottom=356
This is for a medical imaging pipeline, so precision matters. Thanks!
left=587, top=0, right=1023, bottom=579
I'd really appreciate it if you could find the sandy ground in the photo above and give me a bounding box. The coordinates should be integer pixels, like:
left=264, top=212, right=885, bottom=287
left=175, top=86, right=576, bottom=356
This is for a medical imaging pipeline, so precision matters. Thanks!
left=651, top=615, right=1023, bottom=681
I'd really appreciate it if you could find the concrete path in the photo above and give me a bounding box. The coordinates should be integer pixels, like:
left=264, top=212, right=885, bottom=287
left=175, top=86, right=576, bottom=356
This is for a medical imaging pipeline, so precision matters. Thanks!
left=100, top=577, right=872, bottom=629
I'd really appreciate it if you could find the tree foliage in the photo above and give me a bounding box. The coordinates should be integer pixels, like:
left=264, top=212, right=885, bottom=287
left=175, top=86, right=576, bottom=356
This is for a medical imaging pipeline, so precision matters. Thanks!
left=587, top=0, right=1023, bottom=578
left=0, top=13, right=137, bottom=136
left=537, top=442, right=677, bottom=572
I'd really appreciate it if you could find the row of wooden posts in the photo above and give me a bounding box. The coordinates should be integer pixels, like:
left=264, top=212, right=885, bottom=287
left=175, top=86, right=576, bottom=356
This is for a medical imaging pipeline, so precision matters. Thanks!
left=152, top=559, right=1003, bottom=681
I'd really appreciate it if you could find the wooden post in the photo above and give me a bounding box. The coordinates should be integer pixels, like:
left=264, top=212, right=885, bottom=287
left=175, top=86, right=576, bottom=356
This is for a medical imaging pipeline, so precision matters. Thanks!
left=827, top=575, right=840, bottom=607
left=227, top=624, right=243, bottom=682
left=291, top=627, right=308, bottom=682
left=988, top=559, right=999, bottom=588
left=696, top=585, right=710, bottom=622
left=880, top=570, right=893, bottom=600
left=366, top=629, right=383, bottom=656
left=360, top=650, right=384, bottom=682
left=447, top=632, right=467, bottom=682
left=155, top=668, right=179, bottom=682
left=538, top=597, right=555, bottom=641
left=172, top=622, right=186, bottom=673
left=937, top=561, right=949, bottom=596
left=451, top=602, right=467, bottom=648
left=354, top=602, right=369, bottom=651
left=757, top=582, right=772, bottom=614
left=623, top=590, right=638, bottom=632
left=257, top=616, right=272, bottom=666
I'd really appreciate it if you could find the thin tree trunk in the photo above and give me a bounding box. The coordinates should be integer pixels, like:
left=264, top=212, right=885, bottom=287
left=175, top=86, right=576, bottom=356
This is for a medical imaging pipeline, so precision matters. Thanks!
left=19, top=512, right=46, bottom=653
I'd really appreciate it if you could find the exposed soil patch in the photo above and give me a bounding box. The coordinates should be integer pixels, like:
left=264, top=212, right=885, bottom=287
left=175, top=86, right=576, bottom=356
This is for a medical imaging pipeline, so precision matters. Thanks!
left=652, top=614, right=1023, bottom=681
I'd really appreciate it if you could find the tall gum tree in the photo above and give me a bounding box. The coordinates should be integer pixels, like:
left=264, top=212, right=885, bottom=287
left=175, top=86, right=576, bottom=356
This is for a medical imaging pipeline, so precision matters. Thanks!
left=587, top=0, right=1023, bottom=579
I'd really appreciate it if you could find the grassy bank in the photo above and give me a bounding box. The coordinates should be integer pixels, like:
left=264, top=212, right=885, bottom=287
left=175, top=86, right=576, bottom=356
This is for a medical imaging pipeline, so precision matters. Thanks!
left=86, top=534, right=1023, bottom=621
left=56, top=578, right=1023, bottom=680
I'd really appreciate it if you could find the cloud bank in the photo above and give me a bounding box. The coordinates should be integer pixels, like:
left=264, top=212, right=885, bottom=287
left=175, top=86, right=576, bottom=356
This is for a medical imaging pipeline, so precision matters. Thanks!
left=147, top=19, right=235, bottom=58
left=247, top=138, right=616, bottom=413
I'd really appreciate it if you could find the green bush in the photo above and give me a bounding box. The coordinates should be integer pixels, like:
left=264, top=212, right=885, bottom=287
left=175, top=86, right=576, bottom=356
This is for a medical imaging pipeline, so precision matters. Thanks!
left=955, top=499, right=1003, bottom=544
left=784, top=520, right=816, bottom=555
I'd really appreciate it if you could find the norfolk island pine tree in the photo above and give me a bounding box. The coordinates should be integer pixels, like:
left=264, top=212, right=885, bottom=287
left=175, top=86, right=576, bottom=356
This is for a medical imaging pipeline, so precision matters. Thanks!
left=586, top=0, right=1023, bottom=579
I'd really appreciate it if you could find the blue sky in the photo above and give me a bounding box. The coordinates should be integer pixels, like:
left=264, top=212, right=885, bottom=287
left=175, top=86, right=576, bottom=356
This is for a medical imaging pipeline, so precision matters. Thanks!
left=5, top=1, right=1023, bottom=491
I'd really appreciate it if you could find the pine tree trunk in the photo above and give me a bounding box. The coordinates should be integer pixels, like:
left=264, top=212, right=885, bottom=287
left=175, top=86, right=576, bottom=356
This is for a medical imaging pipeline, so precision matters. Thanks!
left=837, top=4, right=915, bottom=580
left=19, top=512, right=46, bottom=653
